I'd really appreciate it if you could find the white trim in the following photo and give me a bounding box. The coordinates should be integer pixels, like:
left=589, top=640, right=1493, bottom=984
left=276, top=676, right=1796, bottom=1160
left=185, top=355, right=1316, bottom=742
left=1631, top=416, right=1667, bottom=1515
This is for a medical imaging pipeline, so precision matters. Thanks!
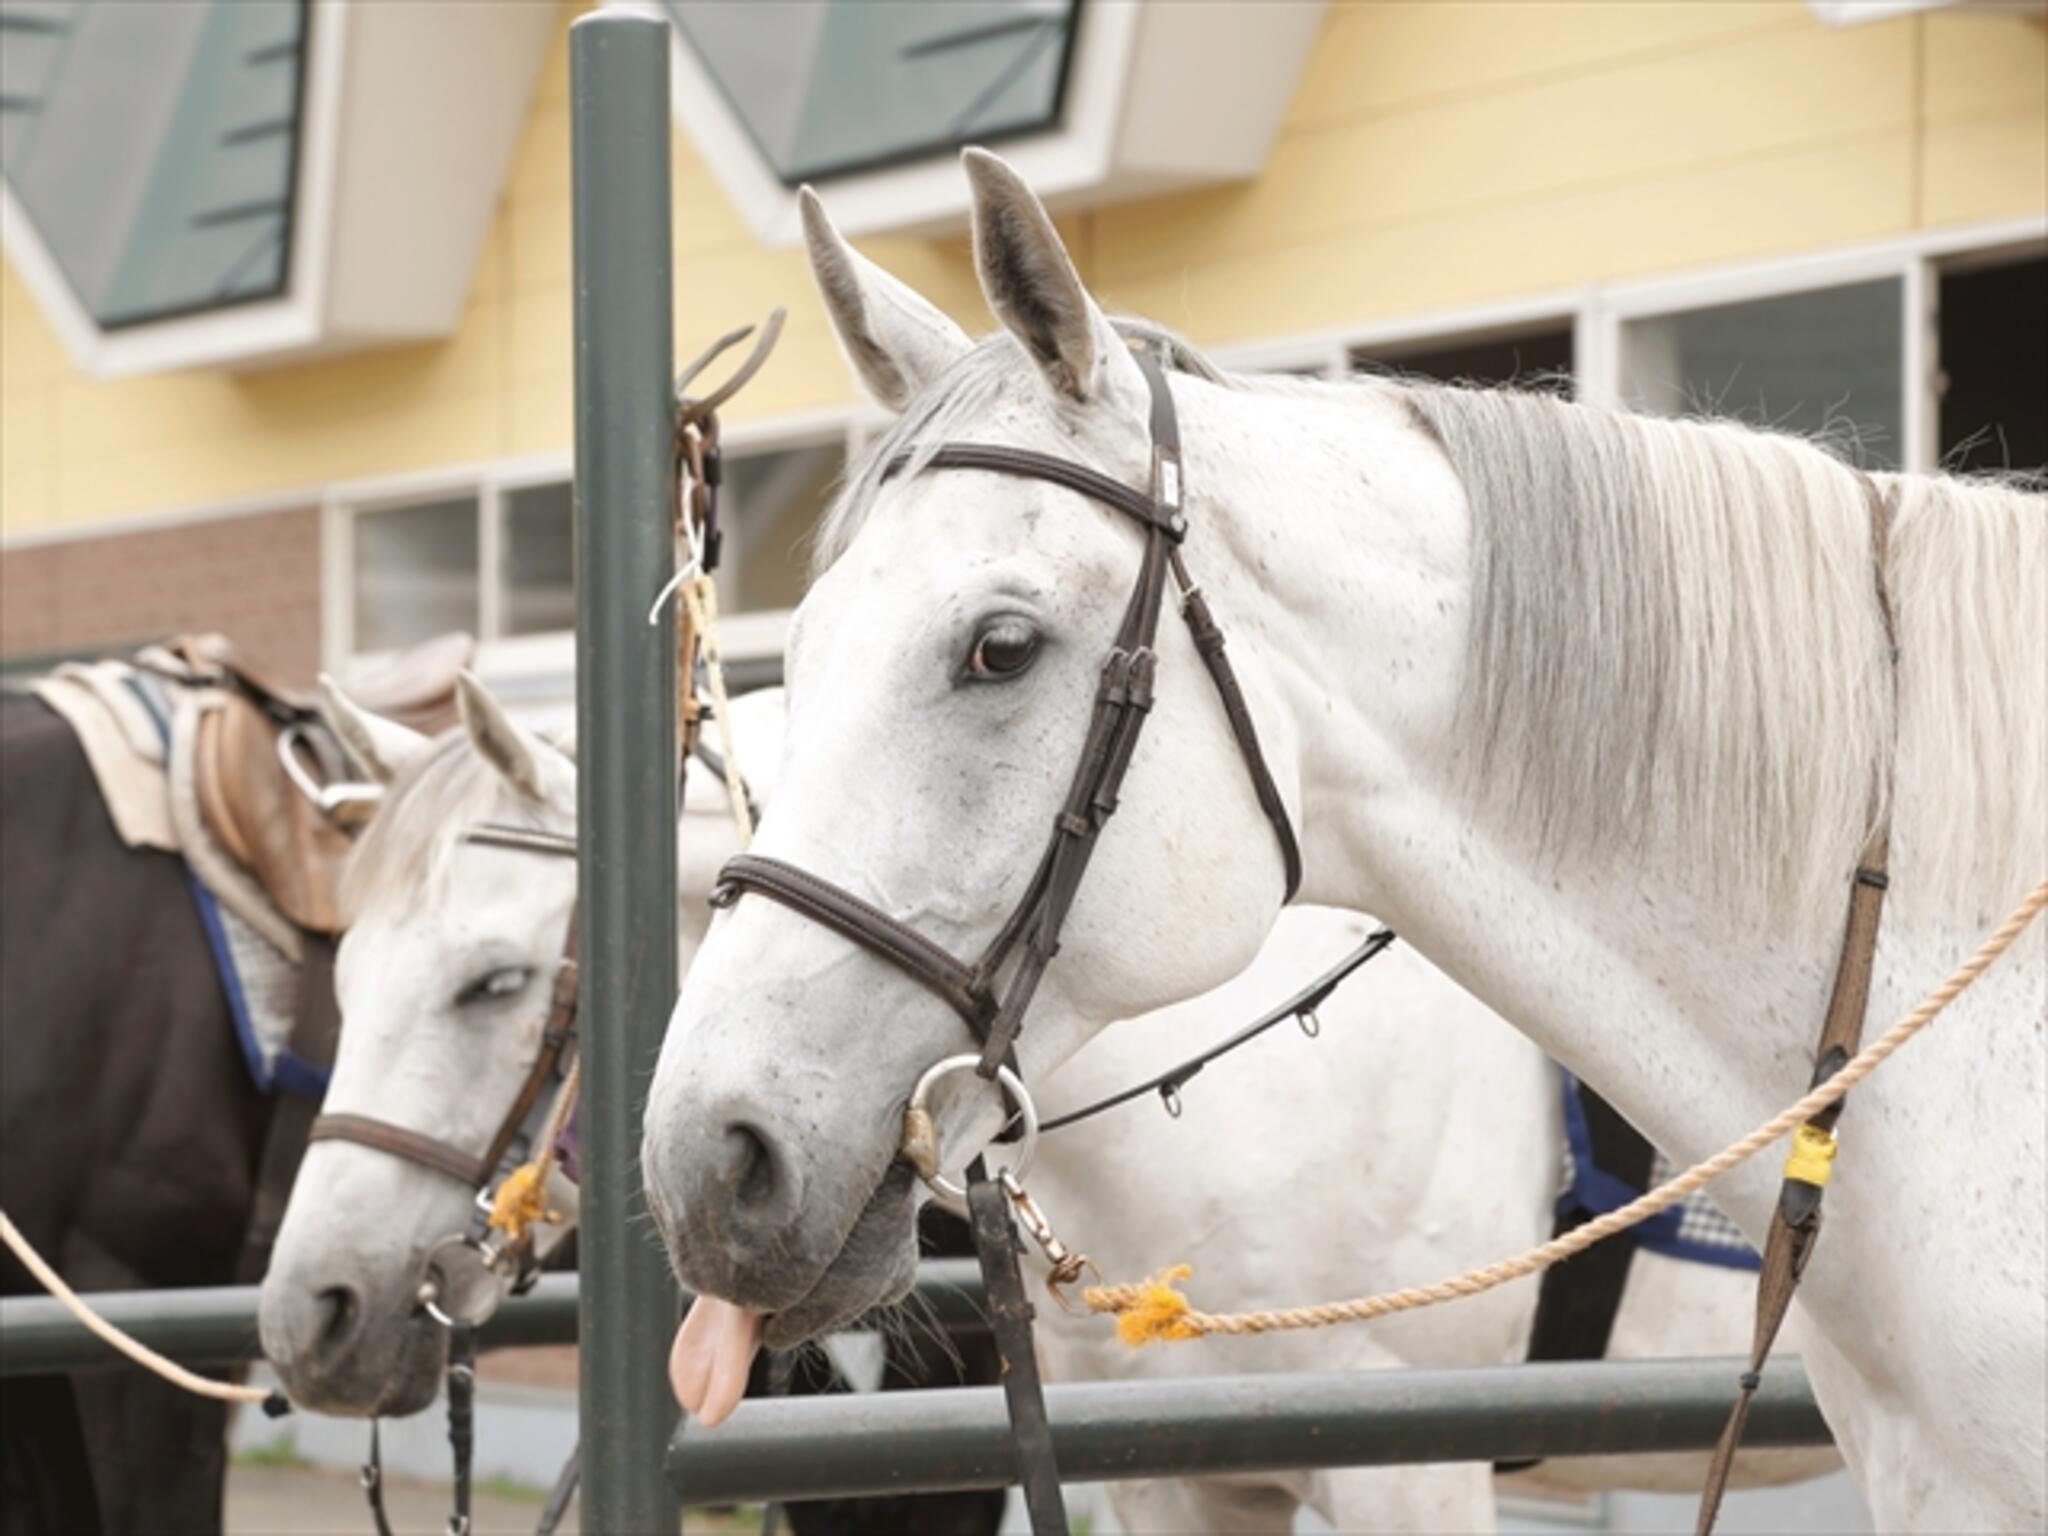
left=477, top=482, right=505, bottom=644
left=1902, top=256, right=1936, bottom=473
left=1807, top=0, right=2045, bottom=25
left=320, top=494, right=352, bottom=669
left=645, top=0, right=1325, bottom=245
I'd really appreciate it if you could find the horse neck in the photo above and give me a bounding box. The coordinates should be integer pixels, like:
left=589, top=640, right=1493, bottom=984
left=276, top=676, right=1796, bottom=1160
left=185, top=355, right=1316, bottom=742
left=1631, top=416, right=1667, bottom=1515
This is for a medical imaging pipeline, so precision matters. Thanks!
left=1177, top=378, right=1897, bottom=1243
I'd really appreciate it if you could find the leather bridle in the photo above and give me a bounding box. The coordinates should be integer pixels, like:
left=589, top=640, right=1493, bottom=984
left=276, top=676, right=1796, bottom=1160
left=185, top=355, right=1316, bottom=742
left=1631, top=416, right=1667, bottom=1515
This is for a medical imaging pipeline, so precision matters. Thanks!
left=306, top=826, right=581, bottom=1211
left=711, top=347, right=1302, bottom=1090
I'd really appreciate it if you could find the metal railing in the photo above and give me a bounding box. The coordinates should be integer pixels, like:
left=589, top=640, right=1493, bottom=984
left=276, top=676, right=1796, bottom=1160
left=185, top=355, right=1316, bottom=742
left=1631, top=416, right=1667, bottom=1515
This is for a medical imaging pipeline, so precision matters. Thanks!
left=0, top=1263, right=990, bottom=1376
left=663, top=1358, right=1829, bottom=1505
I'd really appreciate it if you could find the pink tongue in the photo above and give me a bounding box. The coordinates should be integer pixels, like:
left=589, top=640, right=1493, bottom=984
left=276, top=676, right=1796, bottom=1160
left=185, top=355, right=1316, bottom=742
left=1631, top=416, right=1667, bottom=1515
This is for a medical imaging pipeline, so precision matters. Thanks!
left=669, top=1296, right=762, bottom=1428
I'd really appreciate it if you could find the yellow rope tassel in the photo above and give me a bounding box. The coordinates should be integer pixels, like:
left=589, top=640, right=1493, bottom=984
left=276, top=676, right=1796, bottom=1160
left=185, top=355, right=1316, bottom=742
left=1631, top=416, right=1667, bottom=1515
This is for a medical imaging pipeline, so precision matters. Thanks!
left=487, top=1162, right=556, bottom=1240
left=1782, top=1123, right=1838, bottom=1187
left=1091, top=1265, right=1201, bottom=1346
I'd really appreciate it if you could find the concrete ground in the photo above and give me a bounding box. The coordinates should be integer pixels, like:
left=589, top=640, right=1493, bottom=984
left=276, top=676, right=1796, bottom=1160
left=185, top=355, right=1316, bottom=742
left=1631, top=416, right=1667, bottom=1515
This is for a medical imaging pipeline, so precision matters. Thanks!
left=225, top=1461, right=758, bottom=1535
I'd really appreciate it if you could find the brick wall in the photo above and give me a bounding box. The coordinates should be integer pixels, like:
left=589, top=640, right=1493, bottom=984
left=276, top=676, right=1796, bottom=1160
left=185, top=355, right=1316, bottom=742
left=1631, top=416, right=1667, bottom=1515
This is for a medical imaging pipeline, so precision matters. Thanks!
left=0, top=506, right=322, bottom=685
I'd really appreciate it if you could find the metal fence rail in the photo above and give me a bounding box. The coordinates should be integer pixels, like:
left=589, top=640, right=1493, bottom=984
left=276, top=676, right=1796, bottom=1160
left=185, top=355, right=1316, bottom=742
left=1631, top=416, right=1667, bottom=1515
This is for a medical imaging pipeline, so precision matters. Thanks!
left=665, top=1358, right=1831, bottom=1505
left=0, top=1262, right=989, bottom=1376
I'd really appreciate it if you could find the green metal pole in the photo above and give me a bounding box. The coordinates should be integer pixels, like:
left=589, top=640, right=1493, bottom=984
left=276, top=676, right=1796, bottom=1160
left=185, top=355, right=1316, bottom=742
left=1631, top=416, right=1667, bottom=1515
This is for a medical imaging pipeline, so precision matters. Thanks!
left=571, top=12, right=682, bottom=1533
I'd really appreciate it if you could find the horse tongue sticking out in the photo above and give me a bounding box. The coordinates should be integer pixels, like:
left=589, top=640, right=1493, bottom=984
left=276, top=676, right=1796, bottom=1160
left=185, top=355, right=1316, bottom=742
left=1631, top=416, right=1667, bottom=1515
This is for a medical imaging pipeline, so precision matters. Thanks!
left=669, top=1295, right=762, bottom=1427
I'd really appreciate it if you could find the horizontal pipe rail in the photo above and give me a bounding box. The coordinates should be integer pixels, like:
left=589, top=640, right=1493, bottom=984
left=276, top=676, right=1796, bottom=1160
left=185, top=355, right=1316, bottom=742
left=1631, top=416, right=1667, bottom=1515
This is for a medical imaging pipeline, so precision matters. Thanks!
left=0, top=1261, right=989, bottom=1376
left=666, top=1358, right=1830, bottom=1504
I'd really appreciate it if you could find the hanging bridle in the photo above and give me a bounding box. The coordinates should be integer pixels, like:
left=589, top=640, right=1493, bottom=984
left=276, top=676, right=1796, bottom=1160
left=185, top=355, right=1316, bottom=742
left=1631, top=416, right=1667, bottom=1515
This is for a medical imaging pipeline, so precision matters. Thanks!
left=707, top=345, right=1301, bottom=1536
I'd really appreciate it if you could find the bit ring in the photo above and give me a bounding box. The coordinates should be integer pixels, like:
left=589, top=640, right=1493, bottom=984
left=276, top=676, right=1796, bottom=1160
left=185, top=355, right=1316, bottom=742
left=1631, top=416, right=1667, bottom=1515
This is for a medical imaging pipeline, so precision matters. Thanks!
left=901, top=1053, right=1039, bottom=1207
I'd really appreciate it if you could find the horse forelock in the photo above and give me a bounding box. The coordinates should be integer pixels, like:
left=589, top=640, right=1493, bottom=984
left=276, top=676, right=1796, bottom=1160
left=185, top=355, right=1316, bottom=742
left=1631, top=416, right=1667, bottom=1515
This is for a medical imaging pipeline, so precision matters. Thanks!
left=808, top=318, right=1240, bottom=578
left=339, top=730, right=570, bottom=922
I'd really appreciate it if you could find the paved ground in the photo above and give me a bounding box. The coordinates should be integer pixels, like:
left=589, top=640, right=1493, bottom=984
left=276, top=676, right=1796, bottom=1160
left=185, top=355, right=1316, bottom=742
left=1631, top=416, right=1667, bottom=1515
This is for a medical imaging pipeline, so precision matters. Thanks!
left=226, top=1461, right=755, bottom=1536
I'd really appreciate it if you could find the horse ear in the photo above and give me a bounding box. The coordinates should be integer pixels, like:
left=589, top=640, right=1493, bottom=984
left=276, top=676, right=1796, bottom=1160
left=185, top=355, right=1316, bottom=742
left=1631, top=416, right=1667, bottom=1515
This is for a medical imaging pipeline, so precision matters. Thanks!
left=319, top=676, right=427, bottom=785
left=800, top=187, right=971, bottom=411
left=962, top=148, right=1136, bottom=405
left=455, top=670, right=569, bottom=805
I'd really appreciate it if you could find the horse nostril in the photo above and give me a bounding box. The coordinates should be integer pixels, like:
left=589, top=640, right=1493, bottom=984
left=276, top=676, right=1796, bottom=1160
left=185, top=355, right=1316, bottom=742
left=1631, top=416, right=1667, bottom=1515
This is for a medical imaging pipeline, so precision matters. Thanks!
left=315, top=1285, right=361, bottom=1356
left=722, top=1123, right=778, bottom=1212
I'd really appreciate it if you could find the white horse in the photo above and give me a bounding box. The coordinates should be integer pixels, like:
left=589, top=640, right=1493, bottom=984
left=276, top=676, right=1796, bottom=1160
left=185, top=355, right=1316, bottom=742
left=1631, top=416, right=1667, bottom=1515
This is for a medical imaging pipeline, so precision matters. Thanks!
left=259, top=674, right=1831, bottom=1529
left=646, top=151, right=2046, bottom=1531
left=255, top=674, right=724, bottom=1414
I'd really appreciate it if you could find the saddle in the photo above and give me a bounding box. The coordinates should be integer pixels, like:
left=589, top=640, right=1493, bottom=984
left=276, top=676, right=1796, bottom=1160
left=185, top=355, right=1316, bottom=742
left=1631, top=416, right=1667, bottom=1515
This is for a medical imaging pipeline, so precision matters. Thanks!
left=171, top=632, right=472, bottom=934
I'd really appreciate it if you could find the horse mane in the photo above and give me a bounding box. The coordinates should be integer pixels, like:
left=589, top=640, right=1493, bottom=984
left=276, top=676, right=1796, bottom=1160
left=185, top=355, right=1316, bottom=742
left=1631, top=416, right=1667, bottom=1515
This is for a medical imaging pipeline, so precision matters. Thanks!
left=1408, top=383, right=2047, bottom=929
left=339, top=729, right=570, bottom=921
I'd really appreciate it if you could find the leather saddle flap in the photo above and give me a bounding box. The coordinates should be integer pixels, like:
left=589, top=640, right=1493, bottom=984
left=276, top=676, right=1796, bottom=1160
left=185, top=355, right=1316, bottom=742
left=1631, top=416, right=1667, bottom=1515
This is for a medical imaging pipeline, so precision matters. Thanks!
left=194, top=694, right=353, bottom=934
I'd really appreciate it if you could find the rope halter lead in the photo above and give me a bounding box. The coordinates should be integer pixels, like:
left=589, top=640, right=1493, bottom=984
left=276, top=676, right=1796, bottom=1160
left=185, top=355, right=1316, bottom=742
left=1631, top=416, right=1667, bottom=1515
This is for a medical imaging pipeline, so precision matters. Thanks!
left=708, top=346, right=1303, bottom=1536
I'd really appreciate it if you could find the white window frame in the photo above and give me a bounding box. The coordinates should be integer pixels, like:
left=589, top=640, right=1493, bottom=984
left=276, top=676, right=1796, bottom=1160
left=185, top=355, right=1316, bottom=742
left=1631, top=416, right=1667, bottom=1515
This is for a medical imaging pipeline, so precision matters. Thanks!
left=319, top=409, right=875, bottom=706
left=1212, top=213, right=2047, bottom=479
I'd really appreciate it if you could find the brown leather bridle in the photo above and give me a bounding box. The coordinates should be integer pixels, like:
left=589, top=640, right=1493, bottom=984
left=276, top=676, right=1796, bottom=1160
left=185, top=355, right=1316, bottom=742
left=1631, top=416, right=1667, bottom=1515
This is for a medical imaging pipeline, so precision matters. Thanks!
left=711, top=346, right=1302, bottom=1087
left=305, top=826, right=581, bottom=1200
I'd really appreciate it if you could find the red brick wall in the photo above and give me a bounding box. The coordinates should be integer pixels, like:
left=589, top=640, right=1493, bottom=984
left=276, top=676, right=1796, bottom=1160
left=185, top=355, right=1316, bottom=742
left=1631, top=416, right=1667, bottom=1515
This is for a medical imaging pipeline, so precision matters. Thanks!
left=1, top=507, right=322, bottom=685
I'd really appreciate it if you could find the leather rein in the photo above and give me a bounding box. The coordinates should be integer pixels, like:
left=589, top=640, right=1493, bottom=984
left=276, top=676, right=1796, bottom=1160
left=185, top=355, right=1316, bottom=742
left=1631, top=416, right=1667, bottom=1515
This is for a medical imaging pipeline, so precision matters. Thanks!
left=712, top=347, right=1302, bottom=1088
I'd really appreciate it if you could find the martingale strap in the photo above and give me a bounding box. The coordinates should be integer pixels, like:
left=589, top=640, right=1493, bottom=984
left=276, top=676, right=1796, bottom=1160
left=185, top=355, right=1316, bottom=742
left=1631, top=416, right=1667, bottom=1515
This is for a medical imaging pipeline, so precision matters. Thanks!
left=1693, top=478, right=1899, bottom=1535
left=713, top=347, right=1302, bottom=1084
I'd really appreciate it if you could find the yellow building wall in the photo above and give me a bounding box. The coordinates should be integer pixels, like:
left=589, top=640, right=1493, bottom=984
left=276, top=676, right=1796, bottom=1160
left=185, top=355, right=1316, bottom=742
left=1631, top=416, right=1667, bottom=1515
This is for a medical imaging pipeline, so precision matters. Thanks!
left=3, top=0, right=2042, bottom=537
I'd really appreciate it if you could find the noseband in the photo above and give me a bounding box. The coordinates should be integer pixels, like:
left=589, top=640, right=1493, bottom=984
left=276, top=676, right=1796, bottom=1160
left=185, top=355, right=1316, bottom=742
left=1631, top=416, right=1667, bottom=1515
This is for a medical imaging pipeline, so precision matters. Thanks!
left=711, top=347, right=1301, bottom=1089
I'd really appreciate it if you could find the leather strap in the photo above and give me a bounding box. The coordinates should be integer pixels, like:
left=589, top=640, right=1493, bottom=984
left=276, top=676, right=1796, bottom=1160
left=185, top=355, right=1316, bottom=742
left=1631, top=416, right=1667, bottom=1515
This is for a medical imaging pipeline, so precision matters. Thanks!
left=308, top=1114, right=490, bottom=1188
left=1695, top=479, right=1898, bottom=1534
left=969, top=1167, right=1068, bottom=1535
left=237, top=935, right=343, bottom=1283
left=889, top=444, right=1188, bottom=543
left=712, top=856, right=993, bottom=1028
left=480, top=908, right=582, bottom=1178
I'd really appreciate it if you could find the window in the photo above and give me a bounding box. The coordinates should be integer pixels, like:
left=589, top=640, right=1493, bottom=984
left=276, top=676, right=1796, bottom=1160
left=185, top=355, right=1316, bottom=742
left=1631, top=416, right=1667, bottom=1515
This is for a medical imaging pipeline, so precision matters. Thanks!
left=1938, top=254, right=2047, bottom=477
left=1353, top=324, right=1574, bottom=394
left=335, top=428, right=859, bottom=667
left=1620, top=279, right=1904, bottom=468
left=352, top=495, right=479, bottom=656
left=0, top=0, right=308, bottom=327
left=503, top=482, right=576, bottom=638
left=665, top=0, right=1079, bottom=185
left=343, top=476, right=576, bottom=659
left=724, top=438, right=847, bottom=613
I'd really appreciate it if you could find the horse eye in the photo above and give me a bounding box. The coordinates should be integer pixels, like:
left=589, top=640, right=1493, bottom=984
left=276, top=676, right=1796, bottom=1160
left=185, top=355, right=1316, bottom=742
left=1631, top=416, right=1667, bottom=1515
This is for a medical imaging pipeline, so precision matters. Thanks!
left=456, top=967, right=531, bottom=1008
left=967, top=621, right=1040, bottom=682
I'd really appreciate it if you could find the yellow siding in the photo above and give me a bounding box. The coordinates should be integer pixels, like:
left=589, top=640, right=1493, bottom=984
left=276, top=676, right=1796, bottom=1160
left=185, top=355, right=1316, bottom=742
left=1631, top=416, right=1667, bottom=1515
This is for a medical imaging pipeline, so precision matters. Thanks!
left=3, top=0, right=2043, bottom=536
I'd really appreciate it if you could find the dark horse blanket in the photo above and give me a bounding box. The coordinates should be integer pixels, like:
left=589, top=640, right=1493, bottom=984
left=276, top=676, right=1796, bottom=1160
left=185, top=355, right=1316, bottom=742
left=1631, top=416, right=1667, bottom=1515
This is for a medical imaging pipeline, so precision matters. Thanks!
left=1, top=689, right=275, bottom=1535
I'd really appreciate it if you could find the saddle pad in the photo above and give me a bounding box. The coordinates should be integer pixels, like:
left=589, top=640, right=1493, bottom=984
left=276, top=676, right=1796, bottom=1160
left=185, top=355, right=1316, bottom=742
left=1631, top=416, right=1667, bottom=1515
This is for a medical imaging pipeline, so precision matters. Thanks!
left=28, top=666, right=177, bottom=851
left=1557, top=1069, right=1758, bottom=1271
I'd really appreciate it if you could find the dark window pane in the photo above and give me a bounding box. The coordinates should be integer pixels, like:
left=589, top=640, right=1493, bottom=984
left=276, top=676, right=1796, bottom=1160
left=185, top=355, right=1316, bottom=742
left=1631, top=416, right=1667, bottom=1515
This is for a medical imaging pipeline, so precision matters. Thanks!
left=1622, top=280, right=1903, bottom=469
left=666, top=1, right=1078, bottom=185
left=726, top=441, right=845, bottom=612
left=1353, top=326, right=1574, bottom=394
left=504, top=482, right=576, bottom=637
left=1939, top=254, right=2047, bottom=477
left=353, top=497, right=478, bottom=654
left=1, top=1, right=307, bottom=327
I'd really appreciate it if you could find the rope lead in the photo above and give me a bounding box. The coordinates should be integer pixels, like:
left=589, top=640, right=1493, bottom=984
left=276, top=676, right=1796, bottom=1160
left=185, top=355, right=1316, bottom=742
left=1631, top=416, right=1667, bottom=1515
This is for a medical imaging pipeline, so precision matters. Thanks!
left=1083, top=875, right=2047, bottom=1345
